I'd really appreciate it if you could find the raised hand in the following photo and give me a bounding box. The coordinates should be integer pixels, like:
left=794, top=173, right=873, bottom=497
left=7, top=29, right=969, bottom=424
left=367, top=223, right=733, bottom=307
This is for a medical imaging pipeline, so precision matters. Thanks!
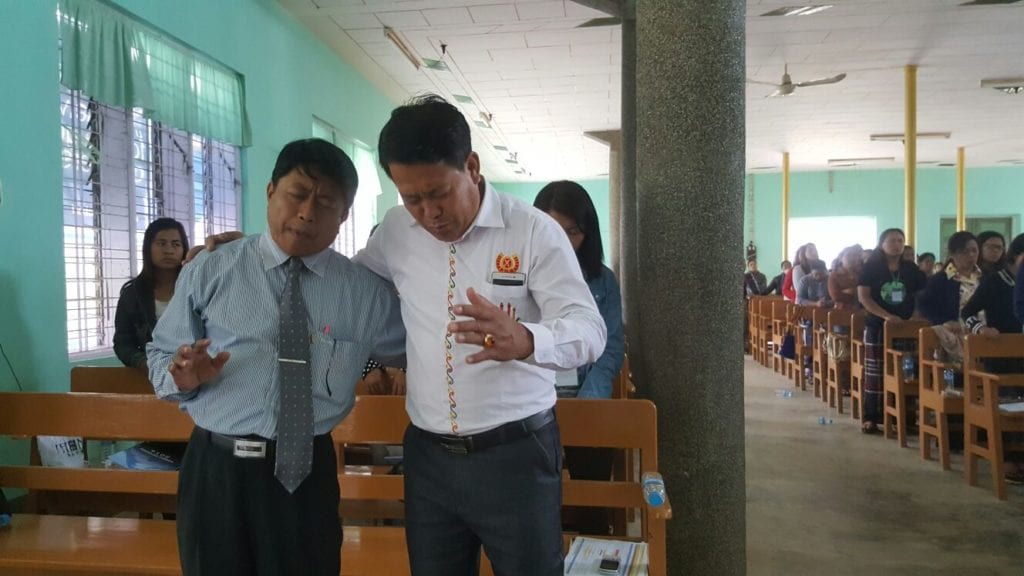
left=447, top=287, right=534, bottom=364
left=168, top=339, right=230, bottom=391
left=183, top=231, right=244, bottom=264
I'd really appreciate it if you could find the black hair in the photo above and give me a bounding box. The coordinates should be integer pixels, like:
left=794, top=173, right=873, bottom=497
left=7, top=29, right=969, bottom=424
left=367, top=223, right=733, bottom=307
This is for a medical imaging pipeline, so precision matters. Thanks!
left=947, top=231, right=977, bottom=255
left=781, top=260, right=792, bottom=269
left=798, top=243, right=817, bottom=274
left=534, top=180, right=604, bottom=281
left=137, top=218, right=189, bottom=293
left=1008, top=233, right=1024, bottom=261
left=917, top=252, right=936, bottom=264
left=378, top=94, right=471, bottom=177
left=867, top=228, right=905, bottom=266
left=271, top=138, right=358, bottom=209
left=977, top=230, right=1006, bottom=251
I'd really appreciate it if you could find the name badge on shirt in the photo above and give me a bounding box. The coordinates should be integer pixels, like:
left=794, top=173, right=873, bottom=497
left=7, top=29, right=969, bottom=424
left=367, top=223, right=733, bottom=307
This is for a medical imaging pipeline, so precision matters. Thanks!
left=491, top=272, right=526, bottom=286
left=881, top=279, right=906, bottom=305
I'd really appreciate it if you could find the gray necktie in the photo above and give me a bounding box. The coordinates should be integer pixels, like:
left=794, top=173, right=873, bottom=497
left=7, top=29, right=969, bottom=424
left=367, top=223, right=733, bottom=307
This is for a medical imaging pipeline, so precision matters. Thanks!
left=275, top=257, right=313, bottom=493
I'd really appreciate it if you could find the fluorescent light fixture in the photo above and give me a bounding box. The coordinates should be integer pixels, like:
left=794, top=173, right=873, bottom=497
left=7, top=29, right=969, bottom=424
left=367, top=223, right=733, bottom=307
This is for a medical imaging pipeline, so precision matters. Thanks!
left=761, top=5, right=834, bottom=17
left=384, top=27, right=420, bottom=70
left=960, top=0, right=1021, bottom=5
left=980, top=77, right=1024, bottom=94
left=828, top=156, right=894, bottom=166
left=869, top=132, right=951, bottom=141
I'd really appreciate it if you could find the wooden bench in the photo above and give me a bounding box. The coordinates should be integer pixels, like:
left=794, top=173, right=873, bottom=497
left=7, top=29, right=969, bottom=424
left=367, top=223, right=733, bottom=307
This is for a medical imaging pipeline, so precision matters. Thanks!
left=770, top=300, right=790, bottom=376
left=790, top=305, right=813, bottom=391
left=963, top=334, right=1024, bottom=500
left=882, top=320, right=929, bottom=447
left=825, top=309, right=854, bottom=414
left=69, top=366, right=153, bottom=394
left=810, top=308, right=829, bottom=400
left=0, top=392, right=189, bottom=575
left=756, top=296, right=782, bottom=367
left=848, top=311, right=866, bottom=420
left=918, top=327, right=964, bottom=470
left=333, top=395, right=671, bottom=575
left=1, top=393, right=670, bottom=575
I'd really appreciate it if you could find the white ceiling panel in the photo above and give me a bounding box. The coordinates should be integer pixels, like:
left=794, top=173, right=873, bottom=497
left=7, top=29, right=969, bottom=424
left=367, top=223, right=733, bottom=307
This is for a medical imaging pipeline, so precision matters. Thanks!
left=284, top=0, right=1024, bottom=181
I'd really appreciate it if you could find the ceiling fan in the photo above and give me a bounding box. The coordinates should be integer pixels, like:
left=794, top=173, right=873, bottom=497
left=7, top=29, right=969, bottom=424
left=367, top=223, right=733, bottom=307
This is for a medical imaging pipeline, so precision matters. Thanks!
left=748, top=64, right=847, bottom=98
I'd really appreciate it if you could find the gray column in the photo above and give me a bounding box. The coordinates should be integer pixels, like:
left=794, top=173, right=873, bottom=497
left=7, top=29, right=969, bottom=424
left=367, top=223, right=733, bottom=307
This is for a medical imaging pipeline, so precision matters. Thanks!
left=634, top=1, right=746, bottom=574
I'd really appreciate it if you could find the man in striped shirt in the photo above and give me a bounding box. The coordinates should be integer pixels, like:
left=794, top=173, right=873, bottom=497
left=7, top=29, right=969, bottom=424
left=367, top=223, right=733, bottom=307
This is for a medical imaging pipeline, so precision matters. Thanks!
left=148, top=139, right=405, bottom=576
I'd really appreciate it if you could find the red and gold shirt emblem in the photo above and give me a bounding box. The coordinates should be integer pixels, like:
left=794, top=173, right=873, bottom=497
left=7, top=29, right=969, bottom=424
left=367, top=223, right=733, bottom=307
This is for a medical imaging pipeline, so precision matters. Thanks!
left=495, top=252, right=520, bottom=273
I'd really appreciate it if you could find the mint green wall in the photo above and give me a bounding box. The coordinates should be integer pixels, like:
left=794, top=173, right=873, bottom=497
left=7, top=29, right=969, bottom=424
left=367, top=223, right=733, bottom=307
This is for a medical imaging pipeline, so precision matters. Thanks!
left=0, top=0, right=397, bottom=392
left=493, top=179, right=613, bottom=263
left=744, top=167, right=1024, bottom=274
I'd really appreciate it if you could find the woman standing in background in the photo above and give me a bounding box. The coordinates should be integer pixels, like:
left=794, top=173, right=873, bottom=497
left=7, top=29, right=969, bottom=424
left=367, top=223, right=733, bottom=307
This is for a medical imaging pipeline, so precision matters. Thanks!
left=534, top=180, right=624, bottom=536
left=114, top=218, right=189, bottom=371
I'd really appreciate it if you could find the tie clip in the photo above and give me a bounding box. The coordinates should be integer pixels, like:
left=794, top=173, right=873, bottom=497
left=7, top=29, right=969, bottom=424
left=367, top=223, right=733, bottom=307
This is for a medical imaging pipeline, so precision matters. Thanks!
left=278, top=358, right=308, bottom=364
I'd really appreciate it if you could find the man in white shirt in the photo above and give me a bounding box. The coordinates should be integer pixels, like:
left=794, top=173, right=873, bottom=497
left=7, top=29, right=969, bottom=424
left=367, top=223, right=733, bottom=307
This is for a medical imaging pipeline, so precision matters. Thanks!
left=356, top=95, right=606, bottom=576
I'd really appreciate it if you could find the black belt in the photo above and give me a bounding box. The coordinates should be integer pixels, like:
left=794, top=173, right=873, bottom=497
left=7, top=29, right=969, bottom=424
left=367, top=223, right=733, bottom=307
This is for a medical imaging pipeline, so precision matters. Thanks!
left=204, top=429, right=277, bottom=459
left=416, top=408, right=556, bottom=455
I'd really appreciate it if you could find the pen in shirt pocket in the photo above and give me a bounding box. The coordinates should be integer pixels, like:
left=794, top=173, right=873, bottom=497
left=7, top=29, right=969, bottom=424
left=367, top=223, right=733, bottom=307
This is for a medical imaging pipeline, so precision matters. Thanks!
left=310, top=325, right=331, bottom=344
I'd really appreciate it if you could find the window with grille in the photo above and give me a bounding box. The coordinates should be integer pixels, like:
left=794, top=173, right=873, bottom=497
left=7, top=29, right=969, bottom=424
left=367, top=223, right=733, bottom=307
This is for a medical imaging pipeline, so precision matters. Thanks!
left=312, top=117, right=382, bottom=257
left=61, top=86, right=240, bottom=357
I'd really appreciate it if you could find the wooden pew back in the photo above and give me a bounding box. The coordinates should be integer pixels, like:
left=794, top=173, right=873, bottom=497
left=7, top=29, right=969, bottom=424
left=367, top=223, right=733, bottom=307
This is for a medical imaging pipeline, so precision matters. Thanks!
left=70, top=366, right=154, bottom=394
left=0, top=393, right=191, bottom=516
left=331, top=395, right=669, bottom=575
left=963, top=334, right=1024, bottom=499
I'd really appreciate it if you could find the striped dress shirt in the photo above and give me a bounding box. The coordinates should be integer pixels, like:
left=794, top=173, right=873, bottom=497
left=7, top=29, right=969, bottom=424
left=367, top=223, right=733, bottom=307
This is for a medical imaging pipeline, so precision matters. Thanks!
left=147, top=233, right=405, bottom=437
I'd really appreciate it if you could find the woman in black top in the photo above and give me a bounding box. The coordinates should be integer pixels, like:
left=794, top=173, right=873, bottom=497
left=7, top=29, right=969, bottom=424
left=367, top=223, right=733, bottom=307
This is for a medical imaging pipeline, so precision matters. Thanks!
left=113, top=218, right=189, bottom=370
left=977, top=230, right=1007, bottom=276
left=857, top=228, right=927, bottom=433
left=918, top=231, right=981, bottom=330
left=961, top=233, right=1024, bottom=335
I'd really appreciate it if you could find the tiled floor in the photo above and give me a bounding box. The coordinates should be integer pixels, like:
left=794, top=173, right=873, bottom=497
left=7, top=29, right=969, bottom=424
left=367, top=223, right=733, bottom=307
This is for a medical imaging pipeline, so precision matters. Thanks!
left=745, top=356, right=1024, bottom=576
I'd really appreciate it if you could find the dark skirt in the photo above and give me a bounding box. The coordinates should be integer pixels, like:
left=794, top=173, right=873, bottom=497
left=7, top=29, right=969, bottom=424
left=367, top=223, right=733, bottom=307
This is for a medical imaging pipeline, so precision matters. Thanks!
left=863, top=325, right=884, bottom=424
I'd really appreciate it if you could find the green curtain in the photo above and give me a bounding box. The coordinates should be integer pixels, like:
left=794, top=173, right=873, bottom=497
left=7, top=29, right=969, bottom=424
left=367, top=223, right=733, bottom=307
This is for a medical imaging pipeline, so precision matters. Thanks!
left=58, top=0, right=251, bottom=147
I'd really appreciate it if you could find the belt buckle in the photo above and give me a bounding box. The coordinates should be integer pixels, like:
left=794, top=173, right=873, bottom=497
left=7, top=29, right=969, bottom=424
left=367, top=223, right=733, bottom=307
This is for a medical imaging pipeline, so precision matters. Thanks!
left=233, top=439, right=267, bottom=459
left=439, top=435, right=470, bottom=455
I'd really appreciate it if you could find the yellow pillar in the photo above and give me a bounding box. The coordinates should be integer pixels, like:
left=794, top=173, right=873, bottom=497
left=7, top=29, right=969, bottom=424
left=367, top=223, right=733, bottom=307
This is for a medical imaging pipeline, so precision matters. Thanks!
left=904, top=65, right=917, bottom=246
left=957, top=147, right=966, bottom=231
left=782, top=152, right=790, bottom=259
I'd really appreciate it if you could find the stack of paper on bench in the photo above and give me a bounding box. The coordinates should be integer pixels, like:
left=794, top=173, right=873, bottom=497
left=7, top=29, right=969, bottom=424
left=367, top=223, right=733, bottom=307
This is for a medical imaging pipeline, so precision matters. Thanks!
left=564, top=536, right=648, bottom=575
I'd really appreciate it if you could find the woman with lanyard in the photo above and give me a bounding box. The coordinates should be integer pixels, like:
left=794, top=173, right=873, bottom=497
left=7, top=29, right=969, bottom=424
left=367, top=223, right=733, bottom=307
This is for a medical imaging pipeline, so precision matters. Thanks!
left=857, top=229, right=927, bottom=434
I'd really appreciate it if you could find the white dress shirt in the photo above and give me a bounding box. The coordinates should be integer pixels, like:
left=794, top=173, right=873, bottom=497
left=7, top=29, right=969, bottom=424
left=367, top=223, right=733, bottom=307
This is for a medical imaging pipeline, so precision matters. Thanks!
left=354, top=181, right=606, bottom=435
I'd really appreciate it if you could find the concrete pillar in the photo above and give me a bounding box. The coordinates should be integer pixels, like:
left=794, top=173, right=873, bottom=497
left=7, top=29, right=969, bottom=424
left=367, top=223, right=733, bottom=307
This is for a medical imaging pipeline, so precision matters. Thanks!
left=633, top=1, right=746, bottom=574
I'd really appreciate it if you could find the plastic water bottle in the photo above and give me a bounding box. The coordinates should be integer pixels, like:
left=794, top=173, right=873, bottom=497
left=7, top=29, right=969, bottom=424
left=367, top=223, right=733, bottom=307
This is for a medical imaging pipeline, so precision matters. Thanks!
left=642, top=472, right=667, bottom=507
left=818, top=416, right=833, bottom=425
left=775, top=389, right=794, bottom=398
left=901, top=356, right=916, bottom=381
left=943, top=368, right=956, bottom=394
left=96, top=440, right=117, bottom=468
